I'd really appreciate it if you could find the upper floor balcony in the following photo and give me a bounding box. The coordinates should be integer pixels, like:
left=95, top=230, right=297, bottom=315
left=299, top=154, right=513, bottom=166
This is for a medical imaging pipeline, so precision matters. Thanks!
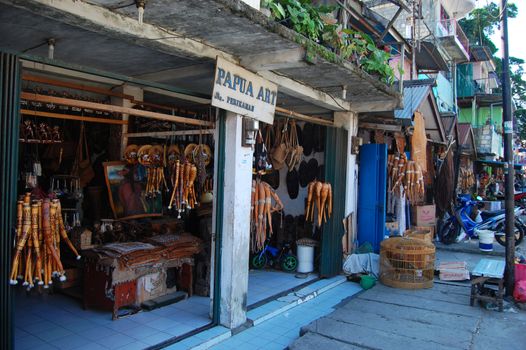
left=457, top=77, right=499, bottom=98
left=436, top=18, right=470, bottom=62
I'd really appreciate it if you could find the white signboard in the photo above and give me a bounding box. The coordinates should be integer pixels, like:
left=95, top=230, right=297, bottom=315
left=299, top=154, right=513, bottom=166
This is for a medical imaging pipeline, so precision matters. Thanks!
left=212, top=57, right=277, bottom=124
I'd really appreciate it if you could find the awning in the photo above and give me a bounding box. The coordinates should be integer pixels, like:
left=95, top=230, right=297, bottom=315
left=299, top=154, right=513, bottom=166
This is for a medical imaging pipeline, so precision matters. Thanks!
left=470, top=46, right=493, bottom=62
left=415, top=42, right=449, bottom=72
left=476, top=159, right=523, bottom=171
left=394, top=79, right=435, bottom=122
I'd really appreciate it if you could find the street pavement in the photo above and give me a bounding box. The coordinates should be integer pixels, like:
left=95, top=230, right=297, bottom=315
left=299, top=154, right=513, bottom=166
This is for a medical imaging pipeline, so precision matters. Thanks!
left=290, top=247, right=526, bottom=350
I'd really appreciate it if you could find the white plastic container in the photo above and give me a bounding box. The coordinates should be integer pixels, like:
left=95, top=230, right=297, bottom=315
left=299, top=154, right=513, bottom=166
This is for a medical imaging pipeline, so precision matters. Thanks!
left=477, top=229, right=494, bottom=252
left=297, top=245, right=315, bottom=273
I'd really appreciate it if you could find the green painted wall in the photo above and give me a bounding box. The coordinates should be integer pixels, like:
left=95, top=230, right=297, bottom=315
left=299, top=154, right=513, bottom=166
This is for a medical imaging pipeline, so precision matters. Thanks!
left=479, top=106, right=502, bottom=130
left=458, top=107, right=472, bottom=124
left=458, top=106, right=502, bottom=129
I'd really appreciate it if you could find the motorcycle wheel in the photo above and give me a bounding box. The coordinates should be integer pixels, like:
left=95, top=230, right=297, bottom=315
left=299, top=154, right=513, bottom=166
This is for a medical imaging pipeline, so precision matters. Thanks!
left=439, top=219, right=460, bottom=245
left=281, top=255, right=298, bottom=272
left=252, top=254, right=267, bottom=269
left=494, top=221, right=525, bottom=247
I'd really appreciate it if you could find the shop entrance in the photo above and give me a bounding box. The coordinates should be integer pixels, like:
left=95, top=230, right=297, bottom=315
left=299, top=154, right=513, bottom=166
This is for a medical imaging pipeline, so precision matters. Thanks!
left=247, top=116, right=335, bottom=307
left=8, top=61, right=221, bottom=348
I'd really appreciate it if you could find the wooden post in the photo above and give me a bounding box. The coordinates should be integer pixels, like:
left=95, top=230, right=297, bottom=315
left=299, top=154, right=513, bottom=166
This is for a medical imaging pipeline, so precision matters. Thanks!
left=111, top=85, right=143, bottom=159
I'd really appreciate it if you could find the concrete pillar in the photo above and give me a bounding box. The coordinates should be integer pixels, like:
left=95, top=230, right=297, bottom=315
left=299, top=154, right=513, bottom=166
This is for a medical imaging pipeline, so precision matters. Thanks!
left=334, top=111, right=359, bottom=232
left=218, top=112, right=253, bottom=329
left=333, top=111, right=358, bottom=217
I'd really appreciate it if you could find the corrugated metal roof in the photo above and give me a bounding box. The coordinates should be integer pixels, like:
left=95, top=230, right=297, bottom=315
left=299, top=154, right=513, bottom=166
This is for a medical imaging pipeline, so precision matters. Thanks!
left=394, top=83, right=432, bottom=121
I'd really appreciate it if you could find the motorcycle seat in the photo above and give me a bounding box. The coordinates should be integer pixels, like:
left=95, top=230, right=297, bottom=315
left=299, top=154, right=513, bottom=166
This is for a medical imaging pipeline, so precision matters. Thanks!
left=480, top=209, right=506, bottom=220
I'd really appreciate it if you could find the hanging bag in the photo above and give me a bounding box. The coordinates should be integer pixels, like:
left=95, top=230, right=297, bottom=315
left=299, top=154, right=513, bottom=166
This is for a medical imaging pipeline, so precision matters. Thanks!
left=72, top=122, right=95, bottom=187
left=253, top=130, right=271, bottom=173
left=286, top=120, right=303, bottom=171
left=270, top=120, right=287, bottom=170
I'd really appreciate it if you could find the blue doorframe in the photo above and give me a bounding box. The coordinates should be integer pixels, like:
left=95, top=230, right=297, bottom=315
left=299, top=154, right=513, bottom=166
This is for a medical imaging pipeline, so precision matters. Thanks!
left=357, top=144, right=387, bottom=252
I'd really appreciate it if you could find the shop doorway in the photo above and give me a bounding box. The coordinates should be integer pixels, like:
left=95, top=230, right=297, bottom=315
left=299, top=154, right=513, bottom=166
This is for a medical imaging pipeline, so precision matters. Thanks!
left=247, top=117, right=337, bottom=307
left=8, top=62, right=222, bottom=349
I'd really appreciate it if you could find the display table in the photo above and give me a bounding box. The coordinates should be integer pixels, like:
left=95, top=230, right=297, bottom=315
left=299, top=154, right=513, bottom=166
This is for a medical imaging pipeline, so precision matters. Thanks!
left=83, top=235, right=201, bottom=319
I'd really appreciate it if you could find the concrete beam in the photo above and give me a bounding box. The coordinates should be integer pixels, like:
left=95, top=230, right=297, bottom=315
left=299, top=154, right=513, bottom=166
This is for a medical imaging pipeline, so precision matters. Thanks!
left=2, top=0, right=234, bottom=62
left=352, top=99, right=402, bottom=113
left=134, top=64, right=214, bottom=83
left=258, top=71, right=352, bottom=112
left=240, top=48, right=308, bottom=71
left=4, top=0, right=354, bottom=112
left=142, top=87, right=211, bottom=105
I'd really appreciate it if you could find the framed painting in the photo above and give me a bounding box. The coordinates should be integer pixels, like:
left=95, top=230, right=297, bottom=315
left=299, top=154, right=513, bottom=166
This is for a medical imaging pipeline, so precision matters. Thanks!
left=103, top=161, right=162, bottom=219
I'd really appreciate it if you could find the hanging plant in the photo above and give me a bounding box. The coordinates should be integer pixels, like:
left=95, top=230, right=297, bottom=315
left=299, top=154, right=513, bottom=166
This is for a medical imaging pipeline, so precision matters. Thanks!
left=262, top=0, right=396, bottom=85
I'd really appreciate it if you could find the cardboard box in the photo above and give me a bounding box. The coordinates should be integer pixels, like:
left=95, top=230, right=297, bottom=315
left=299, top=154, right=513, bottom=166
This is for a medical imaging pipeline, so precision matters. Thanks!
left=439, top=269, right=470, bottom=281
left=412, top=205, right=436, bottom=227
left=438, top=261, right=467, bottom=270
left=437, top=261, right=469, bottom=281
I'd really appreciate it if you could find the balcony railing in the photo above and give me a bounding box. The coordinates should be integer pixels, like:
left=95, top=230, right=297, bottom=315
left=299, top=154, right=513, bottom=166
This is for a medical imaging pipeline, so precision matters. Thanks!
left=437, top=19, right=470, bottom=57
left=457, top=77, right=499, bottom=98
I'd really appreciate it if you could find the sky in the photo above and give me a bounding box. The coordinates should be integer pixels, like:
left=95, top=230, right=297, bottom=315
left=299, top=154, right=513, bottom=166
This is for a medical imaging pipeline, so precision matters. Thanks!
left=483, top=0, right=526, bottom=62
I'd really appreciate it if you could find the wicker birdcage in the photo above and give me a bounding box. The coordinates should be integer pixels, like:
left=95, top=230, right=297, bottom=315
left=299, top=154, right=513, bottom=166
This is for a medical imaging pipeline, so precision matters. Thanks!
left=380, top=237, right=435, bottom=289
left=404, top=227, right=433, bottom=243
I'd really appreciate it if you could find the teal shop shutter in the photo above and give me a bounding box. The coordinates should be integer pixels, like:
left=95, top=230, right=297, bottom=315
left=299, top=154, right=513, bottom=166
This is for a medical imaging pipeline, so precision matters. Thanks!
left=320, top=126, right=348, bottom=277
left=0, top=52, right=21, bottom=350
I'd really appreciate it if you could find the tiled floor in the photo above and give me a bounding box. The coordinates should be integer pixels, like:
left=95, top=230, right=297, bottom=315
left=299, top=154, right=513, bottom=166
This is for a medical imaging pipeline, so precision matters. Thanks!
left=209, top=281, right=363, bottom=350
left=248, top=270, right=318, bottom=306
left=14, top=291, right=211, bottom=349
left=14, top=271, right=319, bottom=349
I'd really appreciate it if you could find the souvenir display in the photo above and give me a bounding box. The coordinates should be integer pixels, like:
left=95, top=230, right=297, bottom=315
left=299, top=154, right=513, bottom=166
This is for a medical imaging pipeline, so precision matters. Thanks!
left=387, top=153, right=425, bottom=204
left=459, top=166, right=475, bottom=193
left=168, top=160, right=198, bottom=216
left=305, top=180, right=333, bottom=227
left=20, top=120, right=62, bottom=143
left=9, top=195, right=80, bottom=289
left=250, top=180, right=284, bottom=252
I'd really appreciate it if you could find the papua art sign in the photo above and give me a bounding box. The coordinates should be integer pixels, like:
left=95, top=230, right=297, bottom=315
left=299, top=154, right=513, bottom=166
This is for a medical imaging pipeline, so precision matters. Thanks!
left=212, top=57, right=277, bottom=124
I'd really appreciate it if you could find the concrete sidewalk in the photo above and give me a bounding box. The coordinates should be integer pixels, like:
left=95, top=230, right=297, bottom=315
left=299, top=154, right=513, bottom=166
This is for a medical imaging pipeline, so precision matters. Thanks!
left=291, top=280, right=526, bottom=350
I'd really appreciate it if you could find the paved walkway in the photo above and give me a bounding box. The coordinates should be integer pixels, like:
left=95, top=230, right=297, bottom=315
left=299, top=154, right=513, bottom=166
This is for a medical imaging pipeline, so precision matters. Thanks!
left=206, top=282, right=362, bottom=350
left=291, top=281, right=526, bottom=350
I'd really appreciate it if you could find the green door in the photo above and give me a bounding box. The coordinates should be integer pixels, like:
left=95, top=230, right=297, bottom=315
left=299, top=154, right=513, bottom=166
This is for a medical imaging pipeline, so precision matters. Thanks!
left=320, top=126, right=348, bottom=277
left=0, top=52, right=21, bottom=350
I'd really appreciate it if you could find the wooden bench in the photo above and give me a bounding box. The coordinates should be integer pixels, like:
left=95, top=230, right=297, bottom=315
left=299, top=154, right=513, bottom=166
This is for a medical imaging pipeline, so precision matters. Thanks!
left=470, top=259, right=505, bottom=312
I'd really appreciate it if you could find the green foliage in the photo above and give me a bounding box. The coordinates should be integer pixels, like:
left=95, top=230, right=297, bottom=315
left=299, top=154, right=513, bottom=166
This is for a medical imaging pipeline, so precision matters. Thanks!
left=263, top=0, right=334, bottom=42
left=460, top=2, right=526, bottom=139
left=262, top=0, right=396, bottom=85
left=459, top=2, right=518, bottom=54
left=324, top=27, right=395, bottom=84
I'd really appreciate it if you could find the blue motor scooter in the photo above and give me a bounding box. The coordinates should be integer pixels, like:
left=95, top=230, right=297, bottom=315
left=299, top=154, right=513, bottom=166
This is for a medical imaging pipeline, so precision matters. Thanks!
left=440, top=195, right=525, bottom=246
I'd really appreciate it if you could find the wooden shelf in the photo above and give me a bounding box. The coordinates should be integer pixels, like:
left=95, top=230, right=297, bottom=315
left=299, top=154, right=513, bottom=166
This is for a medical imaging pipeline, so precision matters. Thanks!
left=21, top=92, right=214, bottom=127
left=21, top=109, right=128, bottom=125
left=275, top=106, right=333, bottom=126
left=124, top=129, right=215, bottom=138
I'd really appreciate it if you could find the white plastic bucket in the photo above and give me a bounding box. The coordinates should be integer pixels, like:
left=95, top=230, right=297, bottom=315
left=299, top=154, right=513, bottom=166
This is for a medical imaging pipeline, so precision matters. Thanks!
left=297, top=245, right=315, bottom=273
left=477, top=229, right=494, bottom=252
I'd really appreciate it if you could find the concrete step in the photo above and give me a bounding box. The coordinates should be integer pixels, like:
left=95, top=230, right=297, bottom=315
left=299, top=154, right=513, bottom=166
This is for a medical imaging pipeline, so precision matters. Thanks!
left=164, top=275, right=348, bottom=350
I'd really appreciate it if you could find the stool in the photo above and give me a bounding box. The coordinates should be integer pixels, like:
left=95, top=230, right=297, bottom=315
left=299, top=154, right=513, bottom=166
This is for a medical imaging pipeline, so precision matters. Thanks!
left=470, top=259, right=505, bottom=312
